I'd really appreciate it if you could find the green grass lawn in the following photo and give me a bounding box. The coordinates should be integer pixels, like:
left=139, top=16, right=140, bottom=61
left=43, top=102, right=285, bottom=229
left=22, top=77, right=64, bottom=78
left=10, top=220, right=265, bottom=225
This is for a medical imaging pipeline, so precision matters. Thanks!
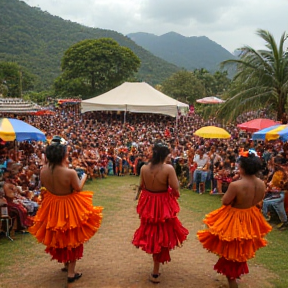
left=1, top=176, right=288, bottom=287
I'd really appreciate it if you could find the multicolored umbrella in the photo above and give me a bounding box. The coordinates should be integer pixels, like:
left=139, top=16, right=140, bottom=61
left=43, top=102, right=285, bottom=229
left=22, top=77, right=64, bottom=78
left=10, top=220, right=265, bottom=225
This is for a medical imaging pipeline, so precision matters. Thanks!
left=194, top=126, right=231, bottom=139
left=0, top=118, right=46, bottom=142
left=237, top=118, right=279, bottom=132
left=252, top=124, right=288, bottom=141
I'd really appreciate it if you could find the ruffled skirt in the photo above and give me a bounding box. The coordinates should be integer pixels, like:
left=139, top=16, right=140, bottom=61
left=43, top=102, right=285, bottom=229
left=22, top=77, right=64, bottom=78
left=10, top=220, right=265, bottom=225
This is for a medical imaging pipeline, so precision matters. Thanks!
left=28, top=189, right=103, bottom=263
left=132, top=189, right=189, bottom=263
left=197, top=205, right=272, bottom=278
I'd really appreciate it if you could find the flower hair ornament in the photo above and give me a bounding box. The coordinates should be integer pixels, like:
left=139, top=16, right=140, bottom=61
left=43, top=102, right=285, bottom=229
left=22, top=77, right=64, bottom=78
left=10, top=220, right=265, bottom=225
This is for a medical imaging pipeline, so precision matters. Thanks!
left=239, top=148, right=259, bottom=158
left=50, top=135, right=68, bottom=145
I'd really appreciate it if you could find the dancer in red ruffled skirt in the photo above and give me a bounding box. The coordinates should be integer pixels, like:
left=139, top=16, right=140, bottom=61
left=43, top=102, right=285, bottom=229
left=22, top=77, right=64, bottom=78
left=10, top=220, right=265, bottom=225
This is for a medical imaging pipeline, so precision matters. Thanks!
left=197, top=149, right=272, bottom=288
left=132, top=141, right=189, bottom=283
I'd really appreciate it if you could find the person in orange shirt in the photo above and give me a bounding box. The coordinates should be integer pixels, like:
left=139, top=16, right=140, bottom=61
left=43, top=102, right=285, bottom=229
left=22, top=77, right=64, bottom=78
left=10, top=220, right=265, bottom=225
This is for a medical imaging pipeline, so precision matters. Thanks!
left=29, top=136, right=103, bottom=284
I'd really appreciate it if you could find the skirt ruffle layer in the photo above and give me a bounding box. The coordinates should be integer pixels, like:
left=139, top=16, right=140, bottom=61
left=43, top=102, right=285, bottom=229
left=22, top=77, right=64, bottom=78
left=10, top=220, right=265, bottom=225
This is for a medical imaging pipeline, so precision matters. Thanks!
left=45, top=244, right=84, bottom=263
left=214, top=257, right=249, bottom=279
left=197, top=205, right=272, bottom=262
left=29, top=190, right=103, bottom=262
left=136, top=188, right=180, bottom=223
left=132, top=189, right=188, bottom=263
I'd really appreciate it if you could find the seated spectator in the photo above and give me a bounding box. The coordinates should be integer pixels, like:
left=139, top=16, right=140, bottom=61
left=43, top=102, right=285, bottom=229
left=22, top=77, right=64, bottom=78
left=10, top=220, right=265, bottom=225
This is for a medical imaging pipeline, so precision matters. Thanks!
left=262, top=156, right=288, bottom=230
left=3, top=182, right=34, bottom=230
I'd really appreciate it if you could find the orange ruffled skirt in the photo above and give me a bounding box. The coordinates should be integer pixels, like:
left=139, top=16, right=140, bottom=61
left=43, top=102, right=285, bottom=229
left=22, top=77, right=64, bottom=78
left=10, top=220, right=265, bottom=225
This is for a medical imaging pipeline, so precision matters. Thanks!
left=197, top=205, right=272, bottom=278
left=132, top=188, right=189, bottom=264
left=29, top=189, right=103, bottom=263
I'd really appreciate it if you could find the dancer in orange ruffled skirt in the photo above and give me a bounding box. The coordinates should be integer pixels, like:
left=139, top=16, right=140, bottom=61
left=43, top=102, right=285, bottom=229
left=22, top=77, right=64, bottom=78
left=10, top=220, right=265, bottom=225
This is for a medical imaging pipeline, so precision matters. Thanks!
left=197, top=149, right=272, bottom=288
left=132, top=141, right=189, bottom=283
left=29, top=136, right=103, bottom=284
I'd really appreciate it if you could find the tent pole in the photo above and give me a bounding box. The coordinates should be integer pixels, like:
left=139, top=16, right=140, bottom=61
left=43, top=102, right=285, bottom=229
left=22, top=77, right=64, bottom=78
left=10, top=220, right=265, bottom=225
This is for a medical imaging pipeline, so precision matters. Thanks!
left=175, top=107, right=179, bottom=139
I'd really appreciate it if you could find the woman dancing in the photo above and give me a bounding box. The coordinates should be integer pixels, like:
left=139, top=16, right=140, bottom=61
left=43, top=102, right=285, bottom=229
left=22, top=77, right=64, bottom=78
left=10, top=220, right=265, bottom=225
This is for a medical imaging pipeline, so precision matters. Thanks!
left=29, top=136, right=103, bottom=284
left=132, top=141, right=189, bottom=283
left=197, top=149, right=272, bottom=288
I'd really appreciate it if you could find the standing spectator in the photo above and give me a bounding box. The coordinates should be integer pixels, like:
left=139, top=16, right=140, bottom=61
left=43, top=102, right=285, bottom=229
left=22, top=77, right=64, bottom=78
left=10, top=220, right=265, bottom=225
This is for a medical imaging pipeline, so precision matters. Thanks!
left=193, top=147, right=209, bottom=194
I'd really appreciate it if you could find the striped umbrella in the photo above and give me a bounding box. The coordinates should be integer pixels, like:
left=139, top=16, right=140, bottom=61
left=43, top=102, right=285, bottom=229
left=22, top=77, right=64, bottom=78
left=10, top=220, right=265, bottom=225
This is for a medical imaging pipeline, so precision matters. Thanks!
left=252, top=124, right=288, bottom=141
left=0, top=118, right=46, bottom=142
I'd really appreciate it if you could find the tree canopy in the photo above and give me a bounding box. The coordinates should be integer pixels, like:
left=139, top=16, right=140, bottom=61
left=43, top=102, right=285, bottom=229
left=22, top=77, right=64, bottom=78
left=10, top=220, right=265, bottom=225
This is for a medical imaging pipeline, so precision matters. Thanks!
left=218, top=29, right=288, bottom=121
left=54, top=38, right=141, bottom=98
left=0, top=61, right=36, bottom=97
left=160, top=69, right=231, bottom=105
left=161, top=70, right=206, bottom=103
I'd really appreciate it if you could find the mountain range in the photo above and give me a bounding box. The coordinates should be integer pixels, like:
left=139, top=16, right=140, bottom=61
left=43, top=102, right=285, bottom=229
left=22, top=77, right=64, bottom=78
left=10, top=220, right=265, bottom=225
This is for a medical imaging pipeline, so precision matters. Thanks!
left=0, top=0, right=235, bottom=91
left=127, top=32, right=236, bottom=73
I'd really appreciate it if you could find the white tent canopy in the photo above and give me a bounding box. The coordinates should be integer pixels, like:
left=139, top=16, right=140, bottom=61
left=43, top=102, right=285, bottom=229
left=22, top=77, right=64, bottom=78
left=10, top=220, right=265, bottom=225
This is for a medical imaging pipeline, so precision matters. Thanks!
left=81, top=82, right=189, bottom=117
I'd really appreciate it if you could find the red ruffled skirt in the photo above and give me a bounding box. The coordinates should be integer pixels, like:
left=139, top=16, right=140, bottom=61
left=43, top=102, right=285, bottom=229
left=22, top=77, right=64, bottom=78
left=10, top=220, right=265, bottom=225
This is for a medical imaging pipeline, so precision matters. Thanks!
left=132, top=188, right=189, bottom=264
left=197, top=205, right=272, bottom=279
left=28, top=189, right=103, bottom=263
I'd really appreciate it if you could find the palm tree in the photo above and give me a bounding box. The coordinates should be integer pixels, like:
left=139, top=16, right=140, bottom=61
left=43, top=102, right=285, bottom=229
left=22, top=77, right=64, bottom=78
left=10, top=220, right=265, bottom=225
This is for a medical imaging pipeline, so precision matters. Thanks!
left=218, top=29, right=288, bottom=121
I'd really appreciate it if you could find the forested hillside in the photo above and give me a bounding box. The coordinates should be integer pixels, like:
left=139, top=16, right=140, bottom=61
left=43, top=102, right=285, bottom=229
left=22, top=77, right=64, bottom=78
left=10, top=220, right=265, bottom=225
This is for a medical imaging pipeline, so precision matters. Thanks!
left=127, top=32, right=236, bottom=73
left=0, top=0, right=180, bottom=90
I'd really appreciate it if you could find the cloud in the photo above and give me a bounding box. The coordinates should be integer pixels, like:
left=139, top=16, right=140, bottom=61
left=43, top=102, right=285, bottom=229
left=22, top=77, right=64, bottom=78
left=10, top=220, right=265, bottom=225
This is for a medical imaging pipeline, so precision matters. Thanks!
left=23, top=0, right=288, bottom=52
left=141, top=0, right=239, bottom=24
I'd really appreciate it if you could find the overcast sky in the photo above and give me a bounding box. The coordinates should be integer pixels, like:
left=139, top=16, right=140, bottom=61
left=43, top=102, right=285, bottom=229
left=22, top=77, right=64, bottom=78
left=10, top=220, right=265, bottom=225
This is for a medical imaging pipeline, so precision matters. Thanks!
left=23, top=0, right=288, bottom=53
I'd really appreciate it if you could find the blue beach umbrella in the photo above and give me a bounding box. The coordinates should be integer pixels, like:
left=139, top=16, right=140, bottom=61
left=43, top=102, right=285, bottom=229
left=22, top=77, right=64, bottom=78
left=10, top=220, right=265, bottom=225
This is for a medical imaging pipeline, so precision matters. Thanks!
left=0, top=118, right=46, bottom=142
left=252, top=124, right=288, bottom=141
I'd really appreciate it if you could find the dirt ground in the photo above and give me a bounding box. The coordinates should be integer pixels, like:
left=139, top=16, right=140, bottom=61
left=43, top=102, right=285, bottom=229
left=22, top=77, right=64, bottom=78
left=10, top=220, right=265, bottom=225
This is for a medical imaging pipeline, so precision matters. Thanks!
left=0, top=188, right=277, bottom=288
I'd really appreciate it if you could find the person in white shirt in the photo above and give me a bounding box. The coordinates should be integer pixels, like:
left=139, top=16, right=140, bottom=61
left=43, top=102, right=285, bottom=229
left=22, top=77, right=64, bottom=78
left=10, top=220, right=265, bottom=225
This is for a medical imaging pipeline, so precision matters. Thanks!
left=193, top=147, right=209, bottom=194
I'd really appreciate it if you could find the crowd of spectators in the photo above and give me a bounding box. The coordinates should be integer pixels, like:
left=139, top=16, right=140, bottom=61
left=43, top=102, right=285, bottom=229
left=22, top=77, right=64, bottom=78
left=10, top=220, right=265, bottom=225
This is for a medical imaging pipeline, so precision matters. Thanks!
left=1, top=103, right=288, bottom=235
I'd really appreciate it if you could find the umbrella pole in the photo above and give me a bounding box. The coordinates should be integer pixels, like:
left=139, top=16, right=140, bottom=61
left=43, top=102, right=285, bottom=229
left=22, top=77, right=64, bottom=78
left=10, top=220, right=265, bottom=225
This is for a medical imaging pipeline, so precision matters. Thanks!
left=14, top=140, right=18, bottom=162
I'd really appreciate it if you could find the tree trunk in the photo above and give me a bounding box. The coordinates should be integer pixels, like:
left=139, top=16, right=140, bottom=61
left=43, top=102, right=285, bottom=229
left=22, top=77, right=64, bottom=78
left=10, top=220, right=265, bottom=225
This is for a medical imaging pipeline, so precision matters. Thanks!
left=277, top=91, right=286, bottom=121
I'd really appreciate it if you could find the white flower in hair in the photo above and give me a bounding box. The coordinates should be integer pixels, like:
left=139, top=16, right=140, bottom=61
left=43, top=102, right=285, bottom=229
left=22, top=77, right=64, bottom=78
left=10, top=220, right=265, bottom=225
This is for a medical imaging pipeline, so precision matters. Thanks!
left=248, top=149, right=258, bottom=157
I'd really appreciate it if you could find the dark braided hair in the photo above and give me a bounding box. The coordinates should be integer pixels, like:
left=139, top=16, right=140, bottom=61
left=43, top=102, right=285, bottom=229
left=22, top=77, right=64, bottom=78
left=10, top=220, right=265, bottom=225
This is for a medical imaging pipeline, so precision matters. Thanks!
left=151, top=141, right=170, bottom=165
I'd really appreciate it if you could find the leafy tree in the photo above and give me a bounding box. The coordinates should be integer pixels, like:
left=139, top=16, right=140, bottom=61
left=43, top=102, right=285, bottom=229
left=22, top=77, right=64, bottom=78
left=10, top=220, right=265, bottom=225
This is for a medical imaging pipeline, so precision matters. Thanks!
left=218, top=29, right=288, bottom=121
left=213, top=71, right=231, bottom=95
left=24, top=90, right=53, bottom=105
left=161, top=70, right=206, bottom=103
left=193, top=68, right=231, bottom=96
left=54, top=74, right=89, bottom=98
left=55, top=38, right=140, bottom=98
left=0, top=61, right=36, bottom=97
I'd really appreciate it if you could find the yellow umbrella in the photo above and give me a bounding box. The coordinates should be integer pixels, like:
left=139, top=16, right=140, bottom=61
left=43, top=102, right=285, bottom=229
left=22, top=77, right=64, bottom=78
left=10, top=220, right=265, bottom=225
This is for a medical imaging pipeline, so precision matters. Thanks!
left=194, top=126, right=231, bottom=139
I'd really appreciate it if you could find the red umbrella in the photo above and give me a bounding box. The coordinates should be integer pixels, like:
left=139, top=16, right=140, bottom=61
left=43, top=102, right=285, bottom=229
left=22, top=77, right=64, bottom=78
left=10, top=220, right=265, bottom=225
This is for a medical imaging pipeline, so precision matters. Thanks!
left=237, top=118, right=279, bottom=132
left=34, top=110, right=55, bottom=116
left=196, top=96, right=225, bottom=104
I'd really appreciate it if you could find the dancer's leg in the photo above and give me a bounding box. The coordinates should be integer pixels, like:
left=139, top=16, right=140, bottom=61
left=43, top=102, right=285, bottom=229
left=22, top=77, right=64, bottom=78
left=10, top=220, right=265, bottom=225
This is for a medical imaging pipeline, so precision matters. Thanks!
left=68, top=261, right=76, bottom=278
left=227, top=277, right=238, bottom=288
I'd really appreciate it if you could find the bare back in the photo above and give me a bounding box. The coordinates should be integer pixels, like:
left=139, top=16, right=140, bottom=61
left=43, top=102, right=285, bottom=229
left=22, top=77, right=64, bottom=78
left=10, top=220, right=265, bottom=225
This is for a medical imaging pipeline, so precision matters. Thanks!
left=222, top=175, right=265, bottom=209
left=140, top=162, right=179, bottom=192
left=40, top=164, right=82, bottom=195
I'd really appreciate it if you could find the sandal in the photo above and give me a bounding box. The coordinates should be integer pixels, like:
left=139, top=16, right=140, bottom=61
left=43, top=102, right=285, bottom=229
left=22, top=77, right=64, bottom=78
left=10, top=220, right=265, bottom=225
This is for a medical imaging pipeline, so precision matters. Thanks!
left=67, top=272, right=82, bottom=283
left=61, top=263, right=68, bottom=272
left=149, top=273, right=161, bottom=283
